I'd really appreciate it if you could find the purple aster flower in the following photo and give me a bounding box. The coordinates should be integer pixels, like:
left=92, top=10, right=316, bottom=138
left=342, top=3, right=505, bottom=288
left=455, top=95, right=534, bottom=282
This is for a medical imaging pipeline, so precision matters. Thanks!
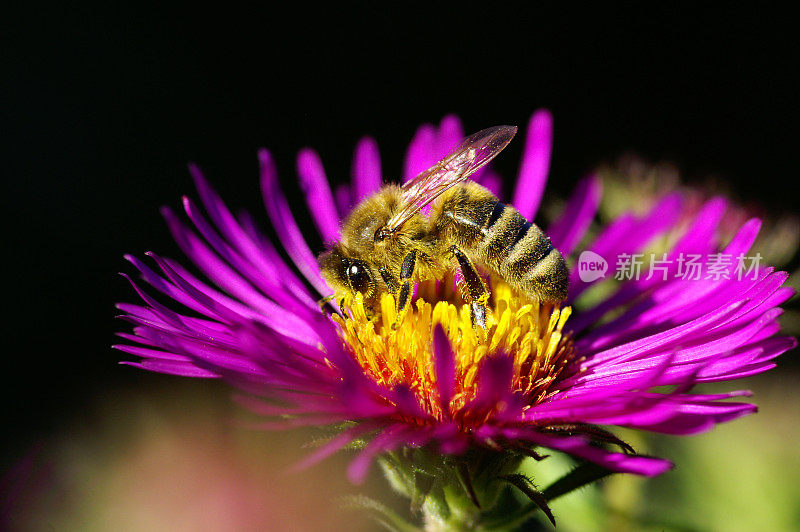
left=116, top=110, right=795, bottom=528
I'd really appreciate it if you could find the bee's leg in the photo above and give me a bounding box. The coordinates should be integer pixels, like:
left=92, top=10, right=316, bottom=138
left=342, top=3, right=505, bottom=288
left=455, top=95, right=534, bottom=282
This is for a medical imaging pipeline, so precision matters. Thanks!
left=391, top=250, right=417, bottom=329
left=317, top=294, right=343, bottom=317
left=317, top=294, right=336, bottom=308
left=326, top=294, right=352, bottom=318
left=379, top=267, right=399, bottom=293
left=451, top=246, right=490, bottom=330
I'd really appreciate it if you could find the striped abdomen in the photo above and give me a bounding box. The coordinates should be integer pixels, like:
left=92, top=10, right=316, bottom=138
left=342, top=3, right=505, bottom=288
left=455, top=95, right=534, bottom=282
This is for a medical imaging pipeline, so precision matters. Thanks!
left=432, top=183, right=568, bottom=303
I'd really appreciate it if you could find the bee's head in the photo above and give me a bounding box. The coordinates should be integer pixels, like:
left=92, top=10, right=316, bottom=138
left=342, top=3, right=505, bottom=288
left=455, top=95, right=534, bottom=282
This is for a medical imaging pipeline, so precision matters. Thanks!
left=339, top=187, right=401, bottom=255
left=339, top=185, right=425, bottom=259
left=318, top=244, right=377, bottom=302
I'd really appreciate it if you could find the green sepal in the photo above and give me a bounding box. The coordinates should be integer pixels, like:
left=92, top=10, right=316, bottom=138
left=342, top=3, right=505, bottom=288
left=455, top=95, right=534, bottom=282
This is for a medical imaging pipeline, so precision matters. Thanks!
left=541, top=460, right=614, bottom=501
left=421, top=484, right=451, bottom=524
left=410, top=471, right=436, bottom=514
left=456, top=461, right=481, bottom=508
left=498, top=473, right=555, bottom=527
left=380, top=453, right=414, bottom=497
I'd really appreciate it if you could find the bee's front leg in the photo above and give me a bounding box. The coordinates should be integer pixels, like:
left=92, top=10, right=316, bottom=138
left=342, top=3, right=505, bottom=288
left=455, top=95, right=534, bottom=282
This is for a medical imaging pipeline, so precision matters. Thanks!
left=379, top=267, right=399, bottom=293
left=317, top=294, right=341, bottom=317
left=450, top=246, right=491, bottom=330
left=390, top=250, right=416, bottom=329
left=317, top=294, right=336, bottom=309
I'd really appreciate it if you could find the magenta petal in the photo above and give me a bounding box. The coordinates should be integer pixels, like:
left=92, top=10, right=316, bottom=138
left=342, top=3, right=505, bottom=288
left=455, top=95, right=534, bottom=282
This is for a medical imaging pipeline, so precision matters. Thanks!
left=435, top=114, right=464, bottom=155
left=187, top=165, right=318, bottom=311
left=334, top=184, right=352, bottom=216
left=180, top=196, right=315, bottom=317
left=569, top=193, right=683, bottom=300
left=476, top=169, right=504, bottom=199
left=722, top=218, right=762, bottom=258
left=121, top=360, right=221, bottom=378
left=291, top=423, right=380, bottom=472
left=113, top=344, right=191, bottom=362
left=505, top=430, right=673, bottom=476
left=124, top=254, right=226, bottom=322
left=403, top=124, right=436, bottom=182
left=671, top=197, right=727, bottom=255
left=466, top=351, right=515, bottom=415
left=259, top=149, right=332, bottom=296
left=548, top=174, right=602, bottom=254
left=297, top=148, right=341, bottom=243
left=352, top=136, right=382, bottom=202
left=403, top=116, right=466, bottom=183
left=347, top=425, right=418, bottom=484
left=511, top=109, right=553, bottom=220
left=433, top=325, right=455, bottom=418
left=159, top=207, right=320, bottom=343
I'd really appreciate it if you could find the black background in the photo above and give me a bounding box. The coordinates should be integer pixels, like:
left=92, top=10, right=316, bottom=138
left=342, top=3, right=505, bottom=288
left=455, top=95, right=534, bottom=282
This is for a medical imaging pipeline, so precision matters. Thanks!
left=3, top=5, right=797, bottom=469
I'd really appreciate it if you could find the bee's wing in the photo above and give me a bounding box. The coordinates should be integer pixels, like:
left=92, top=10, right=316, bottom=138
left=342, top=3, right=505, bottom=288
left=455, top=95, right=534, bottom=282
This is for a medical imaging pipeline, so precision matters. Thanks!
left=385, top=125, right=517, bottom=232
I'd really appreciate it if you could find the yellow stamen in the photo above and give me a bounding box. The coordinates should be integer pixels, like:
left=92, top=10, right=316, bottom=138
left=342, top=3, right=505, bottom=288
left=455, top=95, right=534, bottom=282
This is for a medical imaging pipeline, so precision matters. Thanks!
left=332, top=279, right=575, bottom=421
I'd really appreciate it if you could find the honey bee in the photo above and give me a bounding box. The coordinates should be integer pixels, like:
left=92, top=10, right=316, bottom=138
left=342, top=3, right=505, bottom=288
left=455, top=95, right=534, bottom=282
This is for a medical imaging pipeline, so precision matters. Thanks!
left=318, top=125, right=568, bottom=329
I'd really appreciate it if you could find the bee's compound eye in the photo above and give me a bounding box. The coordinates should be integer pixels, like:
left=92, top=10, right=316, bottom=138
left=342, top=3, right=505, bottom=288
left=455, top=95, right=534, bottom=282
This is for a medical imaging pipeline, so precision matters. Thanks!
left=347, top=262, right=373, bottom=295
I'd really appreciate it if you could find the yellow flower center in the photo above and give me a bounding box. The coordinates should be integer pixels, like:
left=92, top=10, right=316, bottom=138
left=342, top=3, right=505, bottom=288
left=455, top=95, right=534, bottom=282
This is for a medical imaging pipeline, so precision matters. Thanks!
left=332, top=279, right=575, bottom=422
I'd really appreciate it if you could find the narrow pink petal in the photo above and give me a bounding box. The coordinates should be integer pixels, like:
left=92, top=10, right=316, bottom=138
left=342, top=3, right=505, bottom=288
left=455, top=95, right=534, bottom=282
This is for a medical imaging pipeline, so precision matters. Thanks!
left=146, top=252, right=266, bottom=328
left=476, top=169, right=503, bottom=199
left=161, top=335, right=269, bottom=376
left=113, top=344, right=191, bottom=362
left=259, top=149, right=332, bottom=296
left=569, top=193, right=683, bottom=300
left=291, top=423, right=380, bottom=473
left=115, top=331, right=157, bottom=347
left=433, top=325, right=455, bottom=418
left=125, top=254, right=226, bottom=322
left=348, top=425, right=423, bottom=484
left=402, top=116, right=466, bottom=184
left=548, top=174, right=602, bottom=255
left=161, top=206, right=320, bottom=342
left=576, top=308, right=782, bottom=387
left=297, top=148, right=341, bottom=243
left=511, top=109, right=553, bottom=220
left=235, top=210, right=326, bottom=307
left=188, top=164, right=317, bottom=310
left=576, top=300, right=744, bottom=369
left=435, top=115, right=464, bottom=155
left=181, top=196, right=315, bottom=317
left=352, top=136, right=382, bottom=201
left=334, top=184, right=352, bottom=215
left=120, top=360, right=221, bottom=378
left=120, top=273, right=194, bottom=332
left=568, top=197, right=728, bottom=335
left=466, top=352, right=515, bottom=415
left=695, top=337, right=796, bottom=381
left=388, top=384, right=430, bottom=420
left=671, top=197, right=728, bottom=255
left=697, top=363, right=777, bottom=382
left=505, top=430, right=673, bottom=476
left=403, top=124, right=436, bottom=182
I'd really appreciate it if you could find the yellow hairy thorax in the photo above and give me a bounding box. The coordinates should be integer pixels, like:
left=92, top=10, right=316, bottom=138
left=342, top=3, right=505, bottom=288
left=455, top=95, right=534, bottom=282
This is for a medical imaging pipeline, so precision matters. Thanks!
left=332, top=278, right=575, bottom=422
